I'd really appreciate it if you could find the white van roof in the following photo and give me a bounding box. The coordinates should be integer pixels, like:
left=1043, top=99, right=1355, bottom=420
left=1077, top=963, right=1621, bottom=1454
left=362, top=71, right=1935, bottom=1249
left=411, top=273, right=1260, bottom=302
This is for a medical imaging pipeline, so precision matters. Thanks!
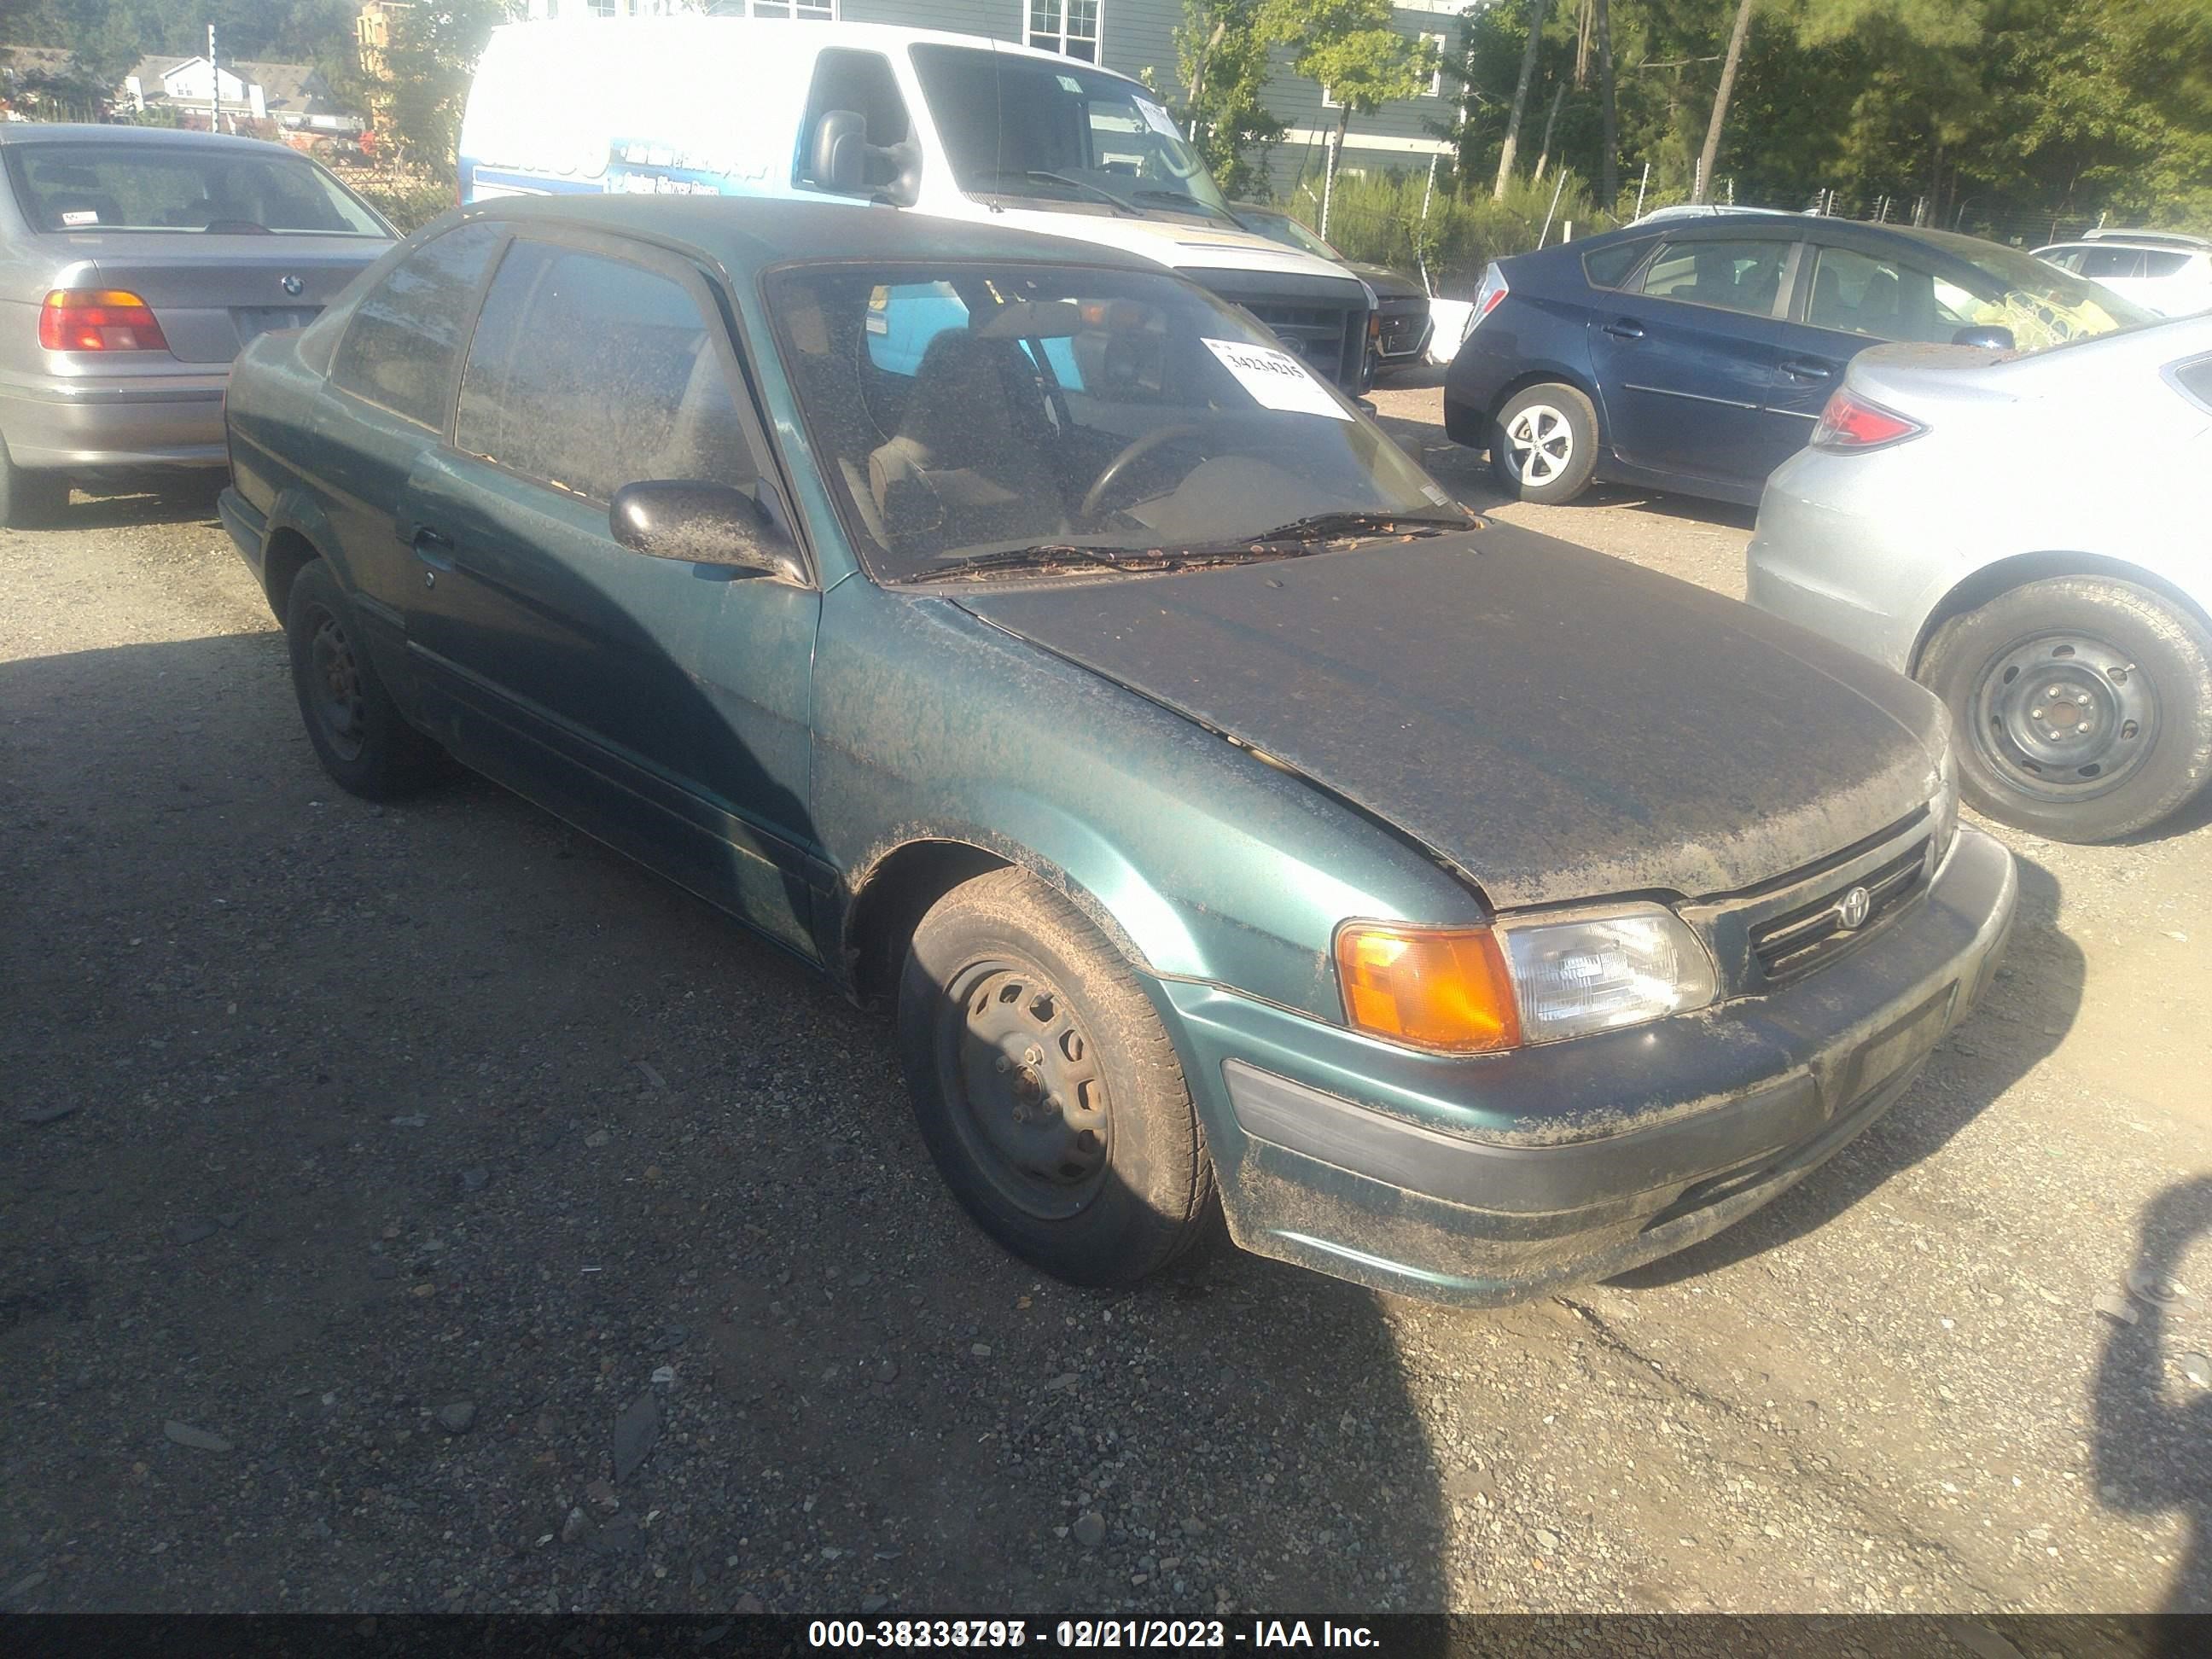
left=491, top=14, right=1153, bottom=87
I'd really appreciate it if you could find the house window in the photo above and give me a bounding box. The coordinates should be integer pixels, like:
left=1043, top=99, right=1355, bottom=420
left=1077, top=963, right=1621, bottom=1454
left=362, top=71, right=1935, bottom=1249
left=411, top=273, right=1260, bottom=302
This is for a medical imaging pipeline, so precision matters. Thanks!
left=1423, top=32, right=1447, bottom=97
left=1320, top=86, right=1340, bottom=109
left=588, top=0, right=615, bottom=16
left=1027, top=0, right=1100, bottom=64
left=749, top=1, right=840, bottom=15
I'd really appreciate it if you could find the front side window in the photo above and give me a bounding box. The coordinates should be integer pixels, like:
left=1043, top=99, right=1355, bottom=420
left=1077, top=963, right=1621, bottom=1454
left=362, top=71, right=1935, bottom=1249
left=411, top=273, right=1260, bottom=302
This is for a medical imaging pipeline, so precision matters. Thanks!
left=1804, top=245, right=1974, bottom=345
left=911, top=44, right=1228, bottom=223
left=329, top=223, right=503, bottom=428
left=1635, top=238, right=1789, bottom=317
left=770, top=260, right=1463, bottom=581
left=1027, top=0, right=1101, bottom=62
left=3, top=140, right=388, bottom=236
left=454, top=241, right=754, bottom=504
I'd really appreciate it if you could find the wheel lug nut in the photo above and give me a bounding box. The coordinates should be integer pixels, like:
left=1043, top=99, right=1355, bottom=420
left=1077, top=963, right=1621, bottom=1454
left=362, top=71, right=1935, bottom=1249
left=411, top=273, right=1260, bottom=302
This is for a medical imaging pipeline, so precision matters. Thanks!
left=2031, top=707, right=2046, bottom=719
left=2075, top=694, right=2091, bottom=707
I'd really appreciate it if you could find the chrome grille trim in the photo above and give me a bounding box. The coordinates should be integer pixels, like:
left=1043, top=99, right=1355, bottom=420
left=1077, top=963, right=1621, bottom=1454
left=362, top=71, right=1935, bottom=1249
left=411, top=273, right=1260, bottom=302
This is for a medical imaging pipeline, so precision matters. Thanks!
left=1679, top=808, right=1934, bottom=993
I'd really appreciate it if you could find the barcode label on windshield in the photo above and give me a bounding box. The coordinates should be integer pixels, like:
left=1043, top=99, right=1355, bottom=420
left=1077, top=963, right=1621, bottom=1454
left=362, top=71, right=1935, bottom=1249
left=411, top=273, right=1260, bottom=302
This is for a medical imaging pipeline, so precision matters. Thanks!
left=1202, top=338, right=1352, bottom=422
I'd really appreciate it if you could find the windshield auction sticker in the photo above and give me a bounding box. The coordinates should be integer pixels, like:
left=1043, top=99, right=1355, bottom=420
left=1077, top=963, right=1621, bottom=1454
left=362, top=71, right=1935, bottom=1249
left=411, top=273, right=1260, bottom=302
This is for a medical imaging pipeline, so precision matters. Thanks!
left=1202, top=338, right=1353, bottom=421
left=1133, top=96, right=1183, bottom=138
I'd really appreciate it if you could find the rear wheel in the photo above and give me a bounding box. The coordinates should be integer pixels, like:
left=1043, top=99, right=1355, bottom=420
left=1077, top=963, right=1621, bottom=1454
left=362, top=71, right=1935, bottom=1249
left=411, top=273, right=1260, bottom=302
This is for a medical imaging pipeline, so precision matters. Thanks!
left=0, top=439, right=67, bottom=529
left=1918, top=577, right=2212, bottom=842
left=285, top=559, right=446, bottom=800
left=897, top=868, right=1215, bottom=1286
left=1489, top=382, right=1599, bottom=504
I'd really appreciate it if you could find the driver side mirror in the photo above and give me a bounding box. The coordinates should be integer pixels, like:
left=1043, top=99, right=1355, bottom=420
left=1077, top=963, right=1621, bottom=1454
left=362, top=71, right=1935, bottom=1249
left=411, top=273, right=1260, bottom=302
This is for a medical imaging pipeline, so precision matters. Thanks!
left=1951, top=324, right=2016, bottom=350
left=610, top=480, right=801, bottom=581
left=808, top=109, right=921, bottom=207
left=810, top=109, right=868, bottom=193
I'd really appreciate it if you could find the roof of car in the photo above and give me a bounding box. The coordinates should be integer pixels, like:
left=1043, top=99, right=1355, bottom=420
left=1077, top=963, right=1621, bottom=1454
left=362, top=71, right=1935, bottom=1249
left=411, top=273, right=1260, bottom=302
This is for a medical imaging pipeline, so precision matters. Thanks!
left=0, top=121, right=306, bottom=156
left=444, top=194, right=1169, bottom=276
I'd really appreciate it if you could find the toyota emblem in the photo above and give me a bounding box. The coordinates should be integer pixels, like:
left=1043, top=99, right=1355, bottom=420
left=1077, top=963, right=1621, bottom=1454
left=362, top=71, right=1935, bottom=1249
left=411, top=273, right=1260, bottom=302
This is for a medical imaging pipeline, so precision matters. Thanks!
left=1834, top=885, right=1873, bottom=930
left=281, top=275, right=304, bottom=297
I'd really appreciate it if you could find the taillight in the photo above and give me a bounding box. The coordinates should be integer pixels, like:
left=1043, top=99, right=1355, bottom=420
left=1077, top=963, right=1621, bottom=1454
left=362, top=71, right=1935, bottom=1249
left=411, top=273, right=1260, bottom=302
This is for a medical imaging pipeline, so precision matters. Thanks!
left=40, top=289, right=171, bottom=353
left=1467, top=263, right=1510, bottom=335
left=1810, top=388, right=1925, bottom=451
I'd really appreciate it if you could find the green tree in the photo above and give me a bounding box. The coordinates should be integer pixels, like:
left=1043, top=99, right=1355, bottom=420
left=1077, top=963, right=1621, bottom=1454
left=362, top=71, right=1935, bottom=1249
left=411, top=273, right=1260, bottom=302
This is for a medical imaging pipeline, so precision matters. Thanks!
left=1170, top=1, right=1284, bottom=199
left=382, top=0, right=515, bottom=180
left=1257, top=0, right=1436, bottom=230
left=1492, top=0, right=1551, bottom=197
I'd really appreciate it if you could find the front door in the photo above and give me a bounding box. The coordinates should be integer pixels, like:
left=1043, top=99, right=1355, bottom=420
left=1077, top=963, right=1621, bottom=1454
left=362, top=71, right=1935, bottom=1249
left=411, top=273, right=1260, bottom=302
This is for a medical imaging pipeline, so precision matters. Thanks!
left=1586, top=233, right=1795, bottom=488
left=399, top=230, right=824, bottom=957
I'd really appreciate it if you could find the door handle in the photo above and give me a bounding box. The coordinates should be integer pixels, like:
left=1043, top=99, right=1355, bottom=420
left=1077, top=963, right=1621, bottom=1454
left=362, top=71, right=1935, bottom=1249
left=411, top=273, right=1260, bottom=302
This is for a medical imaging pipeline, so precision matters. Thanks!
left=410, top=523, right=455, bottom=563
left=1602, top=319, right=1646, bottom=341
left=1780, top=358, right=1834, bottom=380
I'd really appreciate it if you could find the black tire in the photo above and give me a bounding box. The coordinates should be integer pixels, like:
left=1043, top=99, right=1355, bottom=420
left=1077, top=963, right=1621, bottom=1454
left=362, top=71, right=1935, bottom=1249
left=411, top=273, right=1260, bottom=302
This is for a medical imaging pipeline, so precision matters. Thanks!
left=284, top=558, right=446, bottom=800
left=1918, top=576, right=2212, bottom=843
left=1489, top=381, right=1599, bottom=504
left=897, top=867, right=1216, bottom=1286
left=0, top=437, right=68, bottom=529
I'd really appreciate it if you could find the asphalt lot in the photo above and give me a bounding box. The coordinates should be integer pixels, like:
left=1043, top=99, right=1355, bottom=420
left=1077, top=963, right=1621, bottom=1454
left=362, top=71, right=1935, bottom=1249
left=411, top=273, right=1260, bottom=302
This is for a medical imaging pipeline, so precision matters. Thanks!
left=4, top=381, right=2209, bottom=1621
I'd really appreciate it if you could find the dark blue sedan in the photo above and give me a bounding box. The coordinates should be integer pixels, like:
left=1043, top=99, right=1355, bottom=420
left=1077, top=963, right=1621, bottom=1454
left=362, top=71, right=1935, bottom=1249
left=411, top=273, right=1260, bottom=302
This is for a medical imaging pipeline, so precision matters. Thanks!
left=1443, top=212, right=2148, bottom=505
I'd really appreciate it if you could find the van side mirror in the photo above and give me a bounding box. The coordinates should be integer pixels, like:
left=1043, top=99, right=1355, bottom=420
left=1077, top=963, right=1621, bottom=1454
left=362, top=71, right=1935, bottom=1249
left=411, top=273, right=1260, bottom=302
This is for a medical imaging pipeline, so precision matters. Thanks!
left=610, top=480, right=800, bottom=580
left=1951, top=324, right=2015, bottom=350
left=809, top=109, right=921, bottom=207
left=811, top=109, right=868, bottom=193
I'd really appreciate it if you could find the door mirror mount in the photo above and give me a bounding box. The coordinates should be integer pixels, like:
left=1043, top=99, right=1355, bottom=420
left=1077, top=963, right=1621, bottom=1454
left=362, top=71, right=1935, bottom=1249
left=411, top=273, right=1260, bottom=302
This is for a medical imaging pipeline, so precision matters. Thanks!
left=610, top=480, right=801, bottom=582
left=1951, top=324, right=2016, bottom=351
left=809, top=109, right=921, bottom=207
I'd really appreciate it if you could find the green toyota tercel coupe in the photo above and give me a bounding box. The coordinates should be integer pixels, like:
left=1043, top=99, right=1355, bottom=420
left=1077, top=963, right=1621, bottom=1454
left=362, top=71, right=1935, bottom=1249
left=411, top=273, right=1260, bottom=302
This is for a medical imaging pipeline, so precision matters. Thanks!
left=218, top=197, right=2017, bottom=1307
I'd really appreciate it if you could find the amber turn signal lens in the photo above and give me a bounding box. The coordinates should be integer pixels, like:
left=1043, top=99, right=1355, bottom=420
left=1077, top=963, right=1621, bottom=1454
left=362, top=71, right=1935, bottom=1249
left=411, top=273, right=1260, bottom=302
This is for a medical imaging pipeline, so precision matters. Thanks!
left=1334, top=923, right=1521, bottom=1054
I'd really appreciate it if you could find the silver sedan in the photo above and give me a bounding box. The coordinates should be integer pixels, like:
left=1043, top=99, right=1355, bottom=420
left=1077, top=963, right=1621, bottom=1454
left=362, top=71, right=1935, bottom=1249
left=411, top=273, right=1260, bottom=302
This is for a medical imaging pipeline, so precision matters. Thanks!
left=1749, top=316, right=2212, bottom=843
left=0, top=123, right=393, bottom=527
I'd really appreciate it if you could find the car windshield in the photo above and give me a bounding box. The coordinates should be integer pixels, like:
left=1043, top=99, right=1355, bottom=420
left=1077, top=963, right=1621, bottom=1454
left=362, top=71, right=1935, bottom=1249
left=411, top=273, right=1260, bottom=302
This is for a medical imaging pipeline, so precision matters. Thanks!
left=1235, top=207, right=1341, bottom=262
left=768, top=261, right=1465, bottom=583
left=4, top=141, right=388, bottom=236
left=909, top=44, right=1230, bottom=222
left=1906, top=226, right=2154, bottom=345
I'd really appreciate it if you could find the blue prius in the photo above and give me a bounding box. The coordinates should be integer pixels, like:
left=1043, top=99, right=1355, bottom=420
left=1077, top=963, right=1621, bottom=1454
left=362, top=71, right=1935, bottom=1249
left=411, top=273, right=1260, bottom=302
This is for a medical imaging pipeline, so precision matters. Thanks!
left=219, top=195, right=2016, bottom=1307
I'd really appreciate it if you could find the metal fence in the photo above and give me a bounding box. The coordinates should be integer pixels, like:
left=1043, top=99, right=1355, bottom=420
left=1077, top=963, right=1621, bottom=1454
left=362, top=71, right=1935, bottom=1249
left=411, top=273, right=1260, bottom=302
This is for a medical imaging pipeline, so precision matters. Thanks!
left=330, top=168, right=457, bottom=235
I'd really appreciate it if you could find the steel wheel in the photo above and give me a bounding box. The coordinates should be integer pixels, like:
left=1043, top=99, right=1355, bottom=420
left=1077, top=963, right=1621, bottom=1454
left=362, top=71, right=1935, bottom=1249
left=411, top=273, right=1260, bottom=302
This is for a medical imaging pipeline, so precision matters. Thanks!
left=1504, top=402, right=1574, bottom=486
left=936, top=956, right=1111, bottom=1221
left=1970, top=629, right=2157, bottom=802
left=304, top=605, right=369, bottom=764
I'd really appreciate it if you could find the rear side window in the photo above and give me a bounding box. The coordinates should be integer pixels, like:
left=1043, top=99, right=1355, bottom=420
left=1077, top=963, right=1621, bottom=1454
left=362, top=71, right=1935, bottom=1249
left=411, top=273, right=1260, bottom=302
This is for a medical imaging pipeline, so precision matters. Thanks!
left=2142, top=250, right=2192, bottom=276
left=3, top=141, right=387, bottom=236
left=329, top=223, right=503, bottom=428
left=1582, top=238, right=1654, bottom=289
left=454, top=241, right=755, bottom=503
left=1636, top=238, right=1788, bottom=316
left=2076, top=246, right=2145, bottom=280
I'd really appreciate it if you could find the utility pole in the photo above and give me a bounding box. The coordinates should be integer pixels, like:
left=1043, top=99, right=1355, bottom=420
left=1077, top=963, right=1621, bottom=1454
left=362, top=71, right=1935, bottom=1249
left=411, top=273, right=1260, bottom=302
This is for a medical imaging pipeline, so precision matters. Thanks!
left=207, top=23, right=220, bottom=133
left=1692, top=0, right=1754, bottom=204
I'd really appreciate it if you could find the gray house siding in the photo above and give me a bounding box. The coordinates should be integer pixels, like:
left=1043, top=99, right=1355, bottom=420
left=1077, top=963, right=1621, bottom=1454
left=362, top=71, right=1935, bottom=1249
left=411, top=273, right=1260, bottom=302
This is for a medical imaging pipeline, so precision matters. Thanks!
left=839, top=1, right=1461, bottom=198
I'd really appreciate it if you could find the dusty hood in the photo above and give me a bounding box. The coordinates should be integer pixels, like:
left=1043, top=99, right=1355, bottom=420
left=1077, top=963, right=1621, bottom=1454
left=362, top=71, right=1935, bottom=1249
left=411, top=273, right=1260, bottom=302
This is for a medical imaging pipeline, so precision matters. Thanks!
left=957, top=523, right=1947, bottom=909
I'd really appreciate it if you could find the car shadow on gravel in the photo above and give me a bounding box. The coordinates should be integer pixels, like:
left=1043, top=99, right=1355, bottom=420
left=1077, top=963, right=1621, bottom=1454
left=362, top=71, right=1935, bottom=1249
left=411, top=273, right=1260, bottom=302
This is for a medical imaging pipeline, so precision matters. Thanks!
left=0, top=632, right=1453, bottom=1616
left=53, top=473, right=226, bottom=532
left=1609, top=853, right=2081, bottom=1291
left=2093, top=1176, right=2212, bottom=1615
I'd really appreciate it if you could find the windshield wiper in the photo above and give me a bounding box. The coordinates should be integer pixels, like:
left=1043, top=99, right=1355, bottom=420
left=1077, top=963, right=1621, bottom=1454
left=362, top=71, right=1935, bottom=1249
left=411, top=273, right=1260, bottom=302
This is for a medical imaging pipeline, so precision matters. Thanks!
left=1237, top=509, right=1478, bottom=548
left=905, top=542, right=1307, bottom=585
left=976, top=168, right=1143, bottom=217
left=1130, top=188, right=1237, bottom=224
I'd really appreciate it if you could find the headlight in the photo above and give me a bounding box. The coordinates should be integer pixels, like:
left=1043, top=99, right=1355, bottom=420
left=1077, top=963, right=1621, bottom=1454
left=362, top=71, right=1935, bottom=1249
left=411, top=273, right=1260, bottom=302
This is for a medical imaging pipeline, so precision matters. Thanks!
left=1335, top=904, right=1719, bottom=1054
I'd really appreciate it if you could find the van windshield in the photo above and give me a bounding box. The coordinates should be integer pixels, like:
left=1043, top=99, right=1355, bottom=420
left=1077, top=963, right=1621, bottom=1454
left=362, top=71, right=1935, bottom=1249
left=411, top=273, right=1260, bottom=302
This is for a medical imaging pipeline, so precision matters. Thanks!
left=909, top=44, right=1231, bottom=224
left=768, top=260, right=1465, bottom=584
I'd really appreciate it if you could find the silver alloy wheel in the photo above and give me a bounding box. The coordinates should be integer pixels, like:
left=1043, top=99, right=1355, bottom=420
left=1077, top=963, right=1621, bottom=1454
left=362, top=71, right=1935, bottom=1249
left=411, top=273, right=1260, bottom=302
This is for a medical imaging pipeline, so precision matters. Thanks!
left=1505, top=402, right=1574, bottom=486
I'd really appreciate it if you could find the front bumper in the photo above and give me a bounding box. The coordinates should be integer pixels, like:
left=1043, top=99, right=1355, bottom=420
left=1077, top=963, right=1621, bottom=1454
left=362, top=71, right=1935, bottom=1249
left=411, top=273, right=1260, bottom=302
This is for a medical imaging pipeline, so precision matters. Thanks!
left=0, top=367, right=229, bottom=469
left=1164, top=826, right=2017, bottom=1307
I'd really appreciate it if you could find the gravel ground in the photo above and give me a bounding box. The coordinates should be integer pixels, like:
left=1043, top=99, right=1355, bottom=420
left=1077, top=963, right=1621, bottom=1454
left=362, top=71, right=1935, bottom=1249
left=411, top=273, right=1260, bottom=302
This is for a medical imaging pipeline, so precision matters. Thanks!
left=3, top=387, right=2209, bottom=1619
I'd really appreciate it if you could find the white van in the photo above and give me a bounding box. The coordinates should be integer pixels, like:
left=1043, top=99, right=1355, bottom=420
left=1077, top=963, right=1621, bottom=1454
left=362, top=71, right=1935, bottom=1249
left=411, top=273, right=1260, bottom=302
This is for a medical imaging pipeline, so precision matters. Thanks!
left=457, top=16, right=1375, bottom=392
